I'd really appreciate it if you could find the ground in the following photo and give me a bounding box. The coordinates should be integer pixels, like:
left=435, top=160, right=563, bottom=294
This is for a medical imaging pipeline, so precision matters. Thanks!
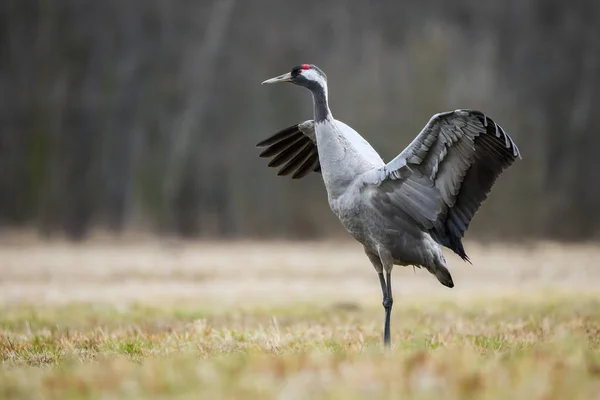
left=1, top=238, right=599, bottom=399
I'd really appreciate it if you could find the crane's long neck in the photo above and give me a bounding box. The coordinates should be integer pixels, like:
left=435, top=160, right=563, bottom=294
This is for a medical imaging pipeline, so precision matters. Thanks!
left=308, top=81, right=332, bottom=123
left=305, top=80, right=382, bottom=200
left=308, top=81, right=354, bottom=198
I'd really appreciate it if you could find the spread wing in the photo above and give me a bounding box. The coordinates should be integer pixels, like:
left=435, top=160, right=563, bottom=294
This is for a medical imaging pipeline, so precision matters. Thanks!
left=365, top=109, right=521, bottom=260
left=256, top=120, right=321, bottom=179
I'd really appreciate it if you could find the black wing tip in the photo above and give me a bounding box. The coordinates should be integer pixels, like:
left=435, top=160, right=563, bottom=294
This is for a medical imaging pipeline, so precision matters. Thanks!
left=256, top=124, right=321, bottom=179
left=455, top=245, right=471, bottom=264
left=441, top=232, right=471, bottom=263
left=291, top=153, right=319, bottom=179
left=255, top=124, right=301, bottom=147
left=259, top=133, right=305, bottom=158
left=256, top=137, right=274, bottom=147
left=460, top=109, right=522, bottom=161
left=268, top=137, right=310, bottom=168
left=275, top=143, right=313, bottom=176
left=258, top=147, right=275, bottom=158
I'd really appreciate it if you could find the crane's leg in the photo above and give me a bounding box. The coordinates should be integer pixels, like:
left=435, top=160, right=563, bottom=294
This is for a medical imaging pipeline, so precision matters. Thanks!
left=378, top=271, right=393, bottom=347
left=366, top=248, right=394, bottom=348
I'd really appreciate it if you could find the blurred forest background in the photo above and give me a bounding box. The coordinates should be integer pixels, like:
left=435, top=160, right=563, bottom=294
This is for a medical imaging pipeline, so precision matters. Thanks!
left=1, top=0, right=599, bottom=242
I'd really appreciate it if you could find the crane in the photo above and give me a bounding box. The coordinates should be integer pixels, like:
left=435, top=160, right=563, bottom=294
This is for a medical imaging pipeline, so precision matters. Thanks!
left=256, top=64, right=521, bottom=347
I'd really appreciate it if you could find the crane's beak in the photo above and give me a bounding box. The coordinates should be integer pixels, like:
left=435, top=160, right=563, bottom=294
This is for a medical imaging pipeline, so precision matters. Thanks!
left=261, top=72, right=293, bottom=85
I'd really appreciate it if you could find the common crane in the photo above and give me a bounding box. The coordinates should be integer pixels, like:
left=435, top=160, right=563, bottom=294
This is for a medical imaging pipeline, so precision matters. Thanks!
left=256, top=64, right=521, bottom=347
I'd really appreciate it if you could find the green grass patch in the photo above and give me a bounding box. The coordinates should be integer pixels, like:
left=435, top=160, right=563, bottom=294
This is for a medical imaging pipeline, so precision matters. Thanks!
left=1, top=293, right=600, bottom=399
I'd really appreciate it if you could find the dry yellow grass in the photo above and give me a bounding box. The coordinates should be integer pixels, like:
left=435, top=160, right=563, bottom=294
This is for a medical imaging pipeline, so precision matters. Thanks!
left=1, top=239, right=599, bottom=399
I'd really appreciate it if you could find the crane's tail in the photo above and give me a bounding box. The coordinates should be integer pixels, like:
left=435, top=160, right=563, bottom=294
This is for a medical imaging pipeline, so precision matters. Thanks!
left=428, top=252, right=455, bottom=288
left=435, top=266, right=454, bottom=288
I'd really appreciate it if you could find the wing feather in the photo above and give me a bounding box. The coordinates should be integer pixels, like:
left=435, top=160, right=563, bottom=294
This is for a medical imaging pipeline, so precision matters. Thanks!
left=277, top=142, right=314, bottom=176
left=292, top=152, right=320, bottom=179
left=256, top=121, right=321, bottom=179
left=258, top=132, right=304, bottom=158
left=367, top=109, right=521, bottom=260
left=267, top=136, right=310, bottom=168
left=256, top=125, right=301, bottom=147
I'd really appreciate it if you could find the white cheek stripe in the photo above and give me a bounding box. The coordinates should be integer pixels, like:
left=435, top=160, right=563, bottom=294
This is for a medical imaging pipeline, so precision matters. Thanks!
left=302, top=69, right=328, bottom=98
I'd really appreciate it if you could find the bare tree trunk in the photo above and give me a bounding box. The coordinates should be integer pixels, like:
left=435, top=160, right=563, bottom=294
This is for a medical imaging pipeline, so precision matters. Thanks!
left=162, top=0, right=236, bottom=235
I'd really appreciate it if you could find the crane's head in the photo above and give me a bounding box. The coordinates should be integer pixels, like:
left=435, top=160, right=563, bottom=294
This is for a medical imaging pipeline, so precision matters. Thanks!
left=261, top=64, right=327, bottom=92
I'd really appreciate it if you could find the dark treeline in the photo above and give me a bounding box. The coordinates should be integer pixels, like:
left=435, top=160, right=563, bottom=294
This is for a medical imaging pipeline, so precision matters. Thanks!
left=1, top=0, right=599, bottom=241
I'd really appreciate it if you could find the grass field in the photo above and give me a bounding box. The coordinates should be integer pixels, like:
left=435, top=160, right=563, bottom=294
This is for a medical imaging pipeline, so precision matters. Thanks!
left=1, top=239, right=600, bottom=399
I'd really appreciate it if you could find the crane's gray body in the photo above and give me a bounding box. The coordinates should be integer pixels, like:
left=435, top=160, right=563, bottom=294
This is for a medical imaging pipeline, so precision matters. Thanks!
left=310, top=117, right=451, bottom=284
